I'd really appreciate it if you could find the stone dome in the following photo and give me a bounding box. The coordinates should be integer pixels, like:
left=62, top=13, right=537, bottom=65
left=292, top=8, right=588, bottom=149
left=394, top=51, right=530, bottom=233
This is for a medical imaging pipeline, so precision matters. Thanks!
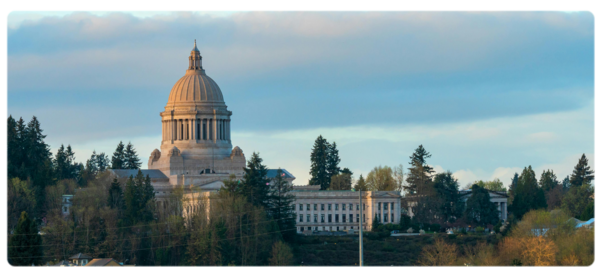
left=167, top=71, right=224, bottom=104
left=166, top=41, right=225, bottom=106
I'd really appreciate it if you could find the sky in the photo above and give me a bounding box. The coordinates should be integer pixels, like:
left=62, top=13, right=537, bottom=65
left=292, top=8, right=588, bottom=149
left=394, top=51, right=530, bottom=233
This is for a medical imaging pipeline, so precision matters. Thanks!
left=7, top=11, right=594, bottom=187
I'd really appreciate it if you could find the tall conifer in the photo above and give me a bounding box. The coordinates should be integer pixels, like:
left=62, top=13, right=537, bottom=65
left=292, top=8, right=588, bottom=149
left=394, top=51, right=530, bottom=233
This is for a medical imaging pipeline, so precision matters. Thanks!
left=240, top=152, right=270, bottom=209
left=326, top=142, right=341, bottom=178
left=465, top=185, right=499, bottom=226
left=309, top=135, right=330, bottom=190
left=8, top=211, right=43, bottom=266
left=354, top=174, right=367, bottom=191
left=124, top=142, right=142, bottom=169
left=111, top=141, right=126, bottom=169
left=569, top=154, right=594, bottom=187
left=108, top=177, right=124, bottom=211
left=406, top=145, right=435, bottom=194
left=510, top=166, right=546, bottom=219
left=268, top=169, right=296, bottom=242
left=7, top=116, right=20, bottom=178
left=23, top=116, right=53, bottom=217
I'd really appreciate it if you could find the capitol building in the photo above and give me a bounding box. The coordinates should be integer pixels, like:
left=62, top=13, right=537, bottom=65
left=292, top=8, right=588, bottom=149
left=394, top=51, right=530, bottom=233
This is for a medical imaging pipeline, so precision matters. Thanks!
left=111, top=41, right=403, bottom=233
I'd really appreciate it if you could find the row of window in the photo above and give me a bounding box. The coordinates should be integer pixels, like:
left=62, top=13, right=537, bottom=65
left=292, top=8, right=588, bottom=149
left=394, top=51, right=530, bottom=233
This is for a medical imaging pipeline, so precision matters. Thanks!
left=299, top=226, right=364, bottom=232
left=297, top=213, right=395, bottom=223
left=296, top=203, right=395, bottom=211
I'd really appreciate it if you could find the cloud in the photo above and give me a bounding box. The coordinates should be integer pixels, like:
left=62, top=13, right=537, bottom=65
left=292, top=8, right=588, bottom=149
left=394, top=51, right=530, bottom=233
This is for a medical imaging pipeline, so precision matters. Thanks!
left=7, top=12, right=594, bottom=187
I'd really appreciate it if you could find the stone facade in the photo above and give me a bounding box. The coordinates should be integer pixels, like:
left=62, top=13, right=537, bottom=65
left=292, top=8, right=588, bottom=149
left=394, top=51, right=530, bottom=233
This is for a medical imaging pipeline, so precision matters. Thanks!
left=293, top=186, right=402, bottom=233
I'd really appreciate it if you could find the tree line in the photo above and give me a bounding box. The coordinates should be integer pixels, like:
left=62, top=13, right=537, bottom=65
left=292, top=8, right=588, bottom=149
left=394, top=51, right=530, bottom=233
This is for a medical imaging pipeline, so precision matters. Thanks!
left=8, top=115, right=297, bottom=266
left=308, top=135, right=594, bottom=232
left=8, top=115, right=143, bottom=223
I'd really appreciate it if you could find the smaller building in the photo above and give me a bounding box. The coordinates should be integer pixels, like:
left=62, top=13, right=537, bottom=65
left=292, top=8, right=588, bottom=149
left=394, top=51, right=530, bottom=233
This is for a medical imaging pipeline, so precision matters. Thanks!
left=69, top=253, right=93, bottom=266
left=85, top=258, right=122, bottom=267
left=62, top=195, right=73, bottom=216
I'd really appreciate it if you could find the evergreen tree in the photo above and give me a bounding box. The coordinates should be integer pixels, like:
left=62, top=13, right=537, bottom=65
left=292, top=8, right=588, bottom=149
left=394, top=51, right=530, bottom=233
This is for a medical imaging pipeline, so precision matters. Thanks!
left=142, top=174, right=156, bottom=222
left=8, top=211, right=43, bottom=266
left=561, top=183, right=594, bottom=219
left=309, top=135, right=330, bottom=190
left=108, top=177, right=124, bottom=211
left=9, top=117, right=28, bottom=180
left=7, top=116, right=21, bottom=178
left=508, top=173, right=518, bottom=205
left=54, top=144, right=78, bottom=180
left=406, top=145, right=435, bottom=194
left=569, top=154, right=594, bottom=187
left=111, top=141, right=126, bottom=169
left=124, top=142, right=142, bottom=169
left=240, top=152, right=270, bottom=209
left=465, top=184, right=499, bottom=226
left=326, top=141, right=341, bottom=178
left=268, top=169, right=296, bottom=242
left=330, top=173, right=352, bottom=190
left=95, top=152, right=110, bottom=172
left=562, top=176, right=571, bottom=190
left=354, top=174, right=367, bottom=191
left=54, top=144, right=67, bottom=179
left=340, top=167, right=353, bottom=176
left=123, top=175, right=138, bottom=225
left=23, top=116, right=54, bottom=217
left=510, top=166, right=546, bottom=220
left=539, top=169, right=559, bottom=192
left=432, top=171, right=464, bottom=223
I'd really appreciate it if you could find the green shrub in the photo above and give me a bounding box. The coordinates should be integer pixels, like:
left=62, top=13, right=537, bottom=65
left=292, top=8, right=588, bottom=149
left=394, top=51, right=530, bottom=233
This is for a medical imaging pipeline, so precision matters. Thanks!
left=430, top=223, right=441, bottom=232
left=475, top=226, right=485, bottom=234
left=448, top=234, right=457, bottom=240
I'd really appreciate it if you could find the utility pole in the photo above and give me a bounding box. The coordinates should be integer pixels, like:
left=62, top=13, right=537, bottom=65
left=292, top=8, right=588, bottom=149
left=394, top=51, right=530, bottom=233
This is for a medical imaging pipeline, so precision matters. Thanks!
left=359, top=190, right=363, bottom=266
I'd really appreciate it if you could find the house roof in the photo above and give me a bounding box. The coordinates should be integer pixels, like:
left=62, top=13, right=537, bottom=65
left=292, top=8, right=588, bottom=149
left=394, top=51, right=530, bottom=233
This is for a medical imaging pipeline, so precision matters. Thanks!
left=85, top=258, right=121, bottom=266
left=266, top=169, right=296, bottom=179
left=110, top=169, right=168, bottom=179
left=69, top=253, right=93, bottom=260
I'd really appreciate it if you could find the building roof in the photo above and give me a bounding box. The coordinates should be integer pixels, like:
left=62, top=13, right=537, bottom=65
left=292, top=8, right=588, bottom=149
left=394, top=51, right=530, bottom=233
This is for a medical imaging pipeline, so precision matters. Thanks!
left=575, top=218, right=595, bottom=228
left=110, top=169, right=168, bottom=179
left=266, top=169, right=296, bottom=179
left=85, top=258, right=122, bottom=266
left=69, top=253, right=93, bottom=260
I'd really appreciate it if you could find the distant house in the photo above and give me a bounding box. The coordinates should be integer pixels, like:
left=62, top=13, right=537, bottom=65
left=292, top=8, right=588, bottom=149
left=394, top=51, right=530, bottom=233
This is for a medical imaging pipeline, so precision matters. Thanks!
left=62, top=194, right=73, bottom=216
left=85, top=258, right=122, bottom=267
left=572, top=218, right=595, bottom=229
left=69, top=253, right=93, bottom=266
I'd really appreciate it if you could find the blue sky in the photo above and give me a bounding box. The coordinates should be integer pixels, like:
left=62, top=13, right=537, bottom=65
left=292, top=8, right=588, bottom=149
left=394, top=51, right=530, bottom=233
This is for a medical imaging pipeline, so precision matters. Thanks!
left=7, top=11, right=594, bottom=187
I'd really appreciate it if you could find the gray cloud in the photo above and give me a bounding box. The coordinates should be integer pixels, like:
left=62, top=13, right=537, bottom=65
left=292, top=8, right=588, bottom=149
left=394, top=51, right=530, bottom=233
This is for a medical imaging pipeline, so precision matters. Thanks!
left=8, top=12, right=594, bottom=147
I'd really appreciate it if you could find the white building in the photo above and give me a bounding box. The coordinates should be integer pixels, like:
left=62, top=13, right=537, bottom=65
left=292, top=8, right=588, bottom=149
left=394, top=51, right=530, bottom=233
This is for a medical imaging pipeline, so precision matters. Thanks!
left=292, top=185, right=401, bottom=232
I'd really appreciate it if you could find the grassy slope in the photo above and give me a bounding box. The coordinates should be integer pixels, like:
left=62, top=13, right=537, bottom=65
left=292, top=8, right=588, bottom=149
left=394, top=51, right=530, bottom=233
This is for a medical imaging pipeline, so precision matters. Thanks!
left=292, top=234, right=500, bottom=266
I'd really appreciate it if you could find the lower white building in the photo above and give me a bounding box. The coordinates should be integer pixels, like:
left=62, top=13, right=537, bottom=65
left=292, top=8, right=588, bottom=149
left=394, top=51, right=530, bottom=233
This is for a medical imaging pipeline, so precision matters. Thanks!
left=292, top=185, right=402, bottom=233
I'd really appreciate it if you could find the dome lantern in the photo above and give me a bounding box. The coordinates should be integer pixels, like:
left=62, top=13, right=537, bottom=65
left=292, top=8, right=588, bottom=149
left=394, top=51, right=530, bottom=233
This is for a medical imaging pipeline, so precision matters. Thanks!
left=189, top=39, right=203, bottom=73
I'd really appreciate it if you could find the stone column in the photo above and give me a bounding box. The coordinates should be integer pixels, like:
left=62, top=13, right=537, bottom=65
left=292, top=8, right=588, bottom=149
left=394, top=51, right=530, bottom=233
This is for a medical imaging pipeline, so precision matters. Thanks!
left=188, top=119, right=192, bottom=140
left=213, top=117, right=217, bottom=143
left=200, top=118, right=204, bottom=140
left=173, top=119, right=177, bottom=141
left=179, top=119, right=183, bottom=140
left=191, top=118, right=195, bottom=140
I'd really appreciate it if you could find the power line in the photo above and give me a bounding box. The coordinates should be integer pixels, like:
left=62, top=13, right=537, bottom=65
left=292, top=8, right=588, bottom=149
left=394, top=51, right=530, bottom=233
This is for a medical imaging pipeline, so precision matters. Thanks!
left=8, top=215, right=297, bottom=248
